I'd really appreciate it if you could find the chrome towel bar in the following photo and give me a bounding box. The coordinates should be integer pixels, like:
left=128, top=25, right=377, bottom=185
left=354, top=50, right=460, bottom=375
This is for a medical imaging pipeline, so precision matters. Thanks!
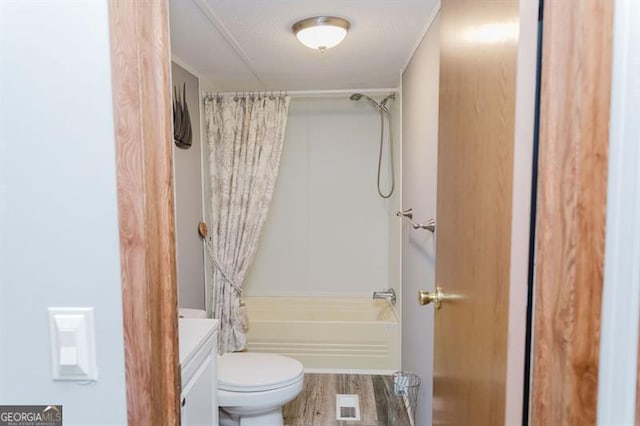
left=396, top=209, right=435, bottom=232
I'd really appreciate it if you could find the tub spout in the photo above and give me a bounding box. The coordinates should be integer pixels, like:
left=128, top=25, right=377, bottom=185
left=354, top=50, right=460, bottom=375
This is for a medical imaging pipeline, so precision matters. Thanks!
left=372, top=288, right=397, bottom=305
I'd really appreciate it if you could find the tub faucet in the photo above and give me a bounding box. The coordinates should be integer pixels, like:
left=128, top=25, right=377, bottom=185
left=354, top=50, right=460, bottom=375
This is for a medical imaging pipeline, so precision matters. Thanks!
left=373, top=288, right=397, bottom=305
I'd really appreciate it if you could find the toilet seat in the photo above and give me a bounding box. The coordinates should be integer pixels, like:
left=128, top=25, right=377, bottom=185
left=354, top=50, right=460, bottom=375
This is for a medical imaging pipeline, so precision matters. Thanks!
left=218, top=352, right=304, bottom=393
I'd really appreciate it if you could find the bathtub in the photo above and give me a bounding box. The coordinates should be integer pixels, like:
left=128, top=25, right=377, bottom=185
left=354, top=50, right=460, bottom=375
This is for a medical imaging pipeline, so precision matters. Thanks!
left=244, top=297, right=400, bottom=373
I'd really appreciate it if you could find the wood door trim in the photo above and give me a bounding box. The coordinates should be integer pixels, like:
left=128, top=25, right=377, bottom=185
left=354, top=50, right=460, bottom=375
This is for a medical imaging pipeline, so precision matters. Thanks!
left=530, top=0, right=613, bottom=424
left=637, top=329, right=640, bottom=426
left=108, top=1, right=180, bottom=424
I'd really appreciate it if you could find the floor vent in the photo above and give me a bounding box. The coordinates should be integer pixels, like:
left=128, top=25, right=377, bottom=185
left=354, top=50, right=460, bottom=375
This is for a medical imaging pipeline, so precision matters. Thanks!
left=336, top=394, right=361, bottom=421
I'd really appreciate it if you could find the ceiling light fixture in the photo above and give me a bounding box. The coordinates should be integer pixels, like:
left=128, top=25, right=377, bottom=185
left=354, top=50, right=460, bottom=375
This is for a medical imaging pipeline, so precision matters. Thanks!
left=292, top=16, right=351, bottom=52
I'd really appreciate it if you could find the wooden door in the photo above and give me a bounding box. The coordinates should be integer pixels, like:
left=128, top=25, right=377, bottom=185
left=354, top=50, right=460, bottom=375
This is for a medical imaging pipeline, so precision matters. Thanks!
left=432, top=0, right=519, bottom=424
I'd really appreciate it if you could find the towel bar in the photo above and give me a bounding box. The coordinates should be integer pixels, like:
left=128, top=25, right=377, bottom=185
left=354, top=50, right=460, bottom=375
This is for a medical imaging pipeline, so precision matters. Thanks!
left=396, top=209, right=435, bottom=232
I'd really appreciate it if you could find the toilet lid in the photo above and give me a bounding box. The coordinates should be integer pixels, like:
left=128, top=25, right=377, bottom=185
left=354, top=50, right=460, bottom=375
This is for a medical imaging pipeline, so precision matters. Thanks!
left=218, top=353, right=304, bottom=392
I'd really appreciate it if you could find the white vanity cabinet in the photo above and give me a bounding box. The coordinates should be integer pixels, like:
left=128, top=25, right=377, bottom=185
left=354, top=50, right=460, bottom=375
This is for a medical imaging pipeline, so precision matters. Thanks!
left=179, top=318, right=219, bottom=426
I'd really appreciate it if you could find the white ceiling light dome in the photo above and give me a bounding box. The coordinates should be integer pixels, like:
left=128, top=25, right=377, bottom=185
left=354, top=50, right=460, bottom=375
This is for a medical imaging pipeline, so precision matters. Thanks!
left=292, top=16, right=351, bottom=52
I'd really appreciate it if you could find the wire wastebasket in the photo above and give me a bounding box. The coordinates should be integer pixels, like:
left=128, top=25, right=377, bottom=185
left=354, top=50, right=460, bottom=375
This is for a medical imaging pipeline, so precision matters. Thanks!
left=393, top=371, right=421, bottom=426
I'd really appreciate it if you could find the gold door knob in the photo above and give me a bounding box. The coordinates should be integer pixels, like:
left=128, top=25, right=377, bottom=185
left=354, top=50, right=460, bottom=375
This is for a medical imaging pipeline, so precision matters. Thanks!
left=418, top=287, right=444, bottom=309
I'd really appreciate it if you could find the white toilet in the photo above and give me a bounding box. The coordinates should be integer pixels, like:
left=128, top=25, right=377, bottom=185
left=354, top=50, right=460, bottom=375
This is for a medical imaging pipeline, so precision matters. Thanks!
left=179, top=309, right=304, bottom=426
left=218, top=352, right=304, bottom=426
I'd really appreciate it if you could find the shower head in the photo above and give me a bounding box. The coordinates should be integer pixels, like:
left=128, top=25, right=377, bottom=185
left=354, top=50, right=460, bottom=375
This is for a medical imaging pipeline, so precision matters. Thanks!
left=350, top=92, right=396, bottom=199
left=350, top=93, right=383, bottom=112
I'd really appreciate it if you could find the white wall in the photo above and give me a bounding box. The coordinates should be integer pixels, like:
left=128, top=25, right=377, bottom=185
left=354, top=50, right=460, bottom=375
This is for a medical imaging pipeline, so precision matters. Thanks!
left=401, top=13, right=440, bottom=426
left=0, top=2, right=127, bottom=424
left=244, top=98, right=399, bottom=297
left=171, top=62, right=205, bottom=310
left=597, top=0, right=640, bottom=423
left=505, top=0, right=539, bottom=422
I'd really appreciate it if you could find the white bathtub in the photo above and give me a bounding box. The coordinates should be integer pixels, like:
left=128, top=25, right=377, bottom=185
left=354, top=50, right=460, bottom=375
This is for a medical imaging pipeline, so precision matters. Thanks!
left=244, top=297, right=400, bottom=373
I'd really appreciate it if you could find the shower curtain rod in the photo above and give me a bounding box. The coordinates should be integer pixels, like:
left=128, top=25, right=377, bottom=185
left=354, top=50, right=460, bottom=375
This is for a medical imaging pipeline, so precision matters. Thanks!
left=204, top=88, right=399, bottom=98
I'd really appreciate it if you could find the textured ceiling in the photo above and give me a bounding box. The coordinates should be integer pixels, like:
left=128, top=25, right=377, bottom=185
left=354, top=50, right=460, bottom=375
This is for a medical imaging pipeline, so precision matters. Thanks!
left=169, top=0, right=439, bottom=91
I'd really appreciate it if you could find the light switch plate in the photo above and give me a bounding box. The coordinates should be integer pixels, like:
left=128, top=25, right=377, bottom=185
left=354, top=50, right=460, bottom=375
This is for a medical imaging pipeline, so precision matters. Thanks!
left=48, top=307, right=98, bottom=381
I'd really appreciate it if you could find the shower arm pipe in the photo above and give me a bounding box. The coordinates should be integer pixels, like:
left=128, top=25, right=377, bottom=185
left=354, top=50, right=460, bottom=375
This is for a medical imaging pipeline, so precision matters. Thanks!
left=205, top=88, right=399, bottom=98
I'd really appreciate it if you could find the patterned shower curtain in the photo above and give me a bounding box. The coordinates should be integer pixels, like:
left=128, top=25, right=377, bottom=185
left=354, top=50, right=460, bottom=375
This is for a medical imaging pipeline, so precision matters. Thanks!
left=203, top=94, right=290, bottom=353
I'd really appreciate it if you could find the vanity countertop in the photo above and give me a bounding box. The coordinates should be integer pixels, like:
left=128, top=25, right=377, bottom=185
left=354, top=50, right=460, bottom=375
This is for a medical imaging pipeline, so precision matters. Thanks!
left=178, top=318, right=219, bottom=367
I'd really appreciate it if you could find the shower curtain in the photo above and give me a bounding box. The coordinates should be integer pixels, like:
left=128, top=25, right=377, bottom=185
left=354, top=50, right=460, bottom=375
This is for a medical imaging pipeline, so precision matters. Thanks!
left=203, top=94, right=290, bottom=353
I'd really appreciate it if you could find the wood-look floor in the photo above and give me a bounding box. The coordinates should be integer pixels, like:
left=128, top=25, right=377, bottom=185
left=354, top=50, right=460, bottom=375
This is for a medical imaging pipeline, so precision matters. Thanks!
left=283, top=374, right=411, bottom=426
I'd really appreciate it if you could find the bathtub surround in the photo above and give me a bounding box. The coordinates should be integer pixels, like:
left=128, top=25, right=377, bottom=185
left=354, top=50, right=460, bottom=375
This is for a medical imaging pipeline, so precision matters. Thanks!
left=204, top=94, right=290, bottom=353
left=244, top=98, right=401, bottom=298
left=172, top=62, right=205, bottom=310
left=386, top=91, right=403, bottom=319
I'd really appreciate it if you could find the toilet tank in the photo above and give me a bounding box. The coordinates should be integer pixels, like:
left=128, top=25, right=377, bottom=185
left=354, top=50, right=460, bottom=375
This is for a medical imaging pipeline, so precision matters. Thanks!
left=179, top=308, right=207, bottom=319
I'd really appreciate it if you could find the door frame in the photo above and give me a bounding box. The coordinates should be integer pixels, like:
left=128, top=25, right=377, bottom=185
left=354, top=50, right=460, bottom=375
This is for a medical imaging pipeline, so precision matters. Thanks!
left=529, top=0, right=614, bottom=424
left=108, top=1, right=181, bottom=424
left=106, top=0, right=617, bottom=423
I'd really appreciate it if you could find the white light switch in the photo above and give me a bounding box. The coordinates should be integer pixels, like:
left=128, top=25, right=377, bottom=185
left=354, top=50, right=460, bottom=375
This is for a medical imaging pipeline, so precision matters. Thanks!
left=48, top=307, right=98, bottom=381
left=60, top=346, right=78, bottom=366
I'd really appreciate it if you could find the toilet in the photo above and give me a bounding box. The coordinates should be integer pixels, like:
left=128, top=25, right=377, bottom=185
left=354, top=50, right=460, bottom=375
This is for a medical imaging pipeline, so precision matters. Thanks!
left=218, top=352, right=304, bottom=426
left=179, top=309, right=304, bottom=426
